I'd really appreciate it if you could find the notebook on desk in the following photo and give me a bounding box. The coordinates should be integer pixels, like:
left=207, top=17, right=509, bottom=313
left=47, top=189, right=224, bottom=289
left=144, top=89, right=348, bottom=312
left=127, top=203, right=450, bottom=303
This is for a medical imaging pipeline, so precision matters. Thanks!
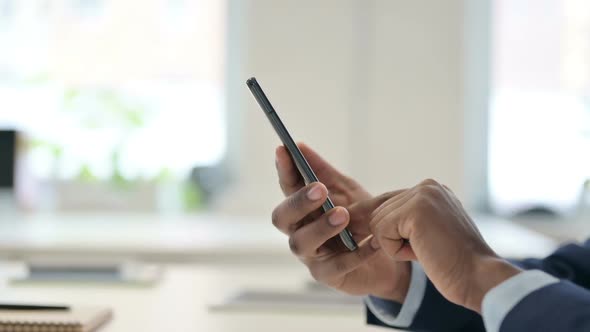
left=0, top=306, right=112, bottom=332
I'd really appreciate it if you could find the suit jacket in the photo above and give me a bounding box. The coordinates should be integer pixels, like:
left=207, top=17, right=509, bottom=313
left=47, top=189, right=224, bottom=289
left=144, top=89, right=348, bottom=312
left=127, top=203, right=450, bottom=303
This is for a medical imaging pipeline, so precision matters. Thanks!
left=367, top=239, right=590, bottom=331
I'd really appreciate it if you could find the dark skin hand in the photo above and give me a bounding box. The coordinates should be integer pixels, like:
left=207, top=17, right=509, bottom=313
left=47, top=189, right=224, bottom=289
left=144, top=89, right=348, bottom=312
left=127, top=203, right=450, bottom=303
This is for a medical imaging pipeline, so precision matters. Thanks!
left=272, top=143, right=410, bottom=302
left=369, top=179, right=522, bottom=313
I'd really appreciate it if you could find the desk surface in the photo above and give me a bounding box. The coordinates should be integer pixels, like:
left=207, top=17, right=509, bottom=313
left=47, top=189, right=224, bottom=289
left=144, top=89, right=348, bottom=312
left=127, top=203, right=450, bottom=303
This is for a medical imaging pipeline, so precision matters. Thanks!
left=0, top=214, right=560, bottom=331
left=0, top=263, right=390, bottom=332
left=0, top=213, right=559, bottom=261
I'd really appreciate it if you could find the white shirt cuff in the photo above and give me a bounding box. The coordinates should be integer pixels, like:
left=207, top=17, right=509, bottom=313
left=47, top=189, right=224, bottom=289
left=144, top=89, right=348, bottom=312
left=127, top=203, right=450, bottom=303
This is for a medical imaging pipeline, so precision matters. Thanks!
left=482, top=270, right=559, bottom=332
left=365, top=261, right=427, bottom=327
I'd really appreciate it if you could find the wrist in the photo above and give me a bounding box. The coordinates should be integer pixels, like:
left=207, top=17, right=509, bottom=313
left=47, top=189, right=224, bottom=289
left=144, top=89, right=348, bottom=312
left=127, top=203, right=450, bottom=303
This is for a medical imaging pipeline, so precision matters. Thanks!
left=465, top=257, right=522, bottom=313
left=371, top=261, right=411, bottom=303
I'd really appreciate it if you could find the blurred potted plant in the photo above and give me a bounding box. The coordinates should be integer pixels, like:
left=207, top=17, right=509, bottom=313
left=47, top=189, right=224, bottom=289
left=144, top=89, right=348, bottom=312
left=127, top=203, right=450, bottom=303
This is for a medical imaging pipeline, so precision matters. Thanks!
left=25, top=85, right=205, bottom=213
left=54, top=87, right=160, bottom=212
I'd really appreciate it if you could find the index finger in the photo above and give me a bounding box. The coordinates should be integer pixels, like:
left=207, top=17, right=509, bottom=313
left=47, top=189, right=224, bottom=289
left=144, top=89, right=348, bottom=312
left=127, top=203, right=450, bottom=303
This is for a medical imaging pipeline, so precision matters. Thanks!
left=276, top=145, right=304, bottom=196
left=347, top=190, right=407, bottom=221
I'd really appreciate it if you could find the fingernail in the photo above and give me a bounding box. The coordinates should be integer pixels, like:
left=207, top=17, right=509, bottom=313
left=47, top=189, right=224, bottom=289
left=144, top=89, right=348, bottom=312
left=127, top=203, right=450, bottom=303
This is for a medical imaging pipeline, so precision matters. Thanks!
left=370, top=237, right=381, bottom=250
left=328, top=208, right=346, bottom=226
left=306, top=185, right=324, bottom=201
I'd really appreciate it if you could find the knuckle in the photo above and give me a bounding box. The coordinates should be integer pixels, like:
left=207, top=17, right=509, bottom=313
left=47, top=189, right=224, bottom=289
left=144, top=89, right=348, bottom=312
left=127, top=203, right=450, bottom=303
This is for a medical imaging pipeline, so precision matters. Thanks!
left=389, top=189, right=407, bottom=197
left=271, top=207, right=281, bottom=228
left=419, top=178, right=439, bottom=187
left=418, top=183, right=442, bottom=198
left=416, top=198, right=434, bottom=211
left=288, top=235, right=303, bottom=256
left=424, top=185, right=439, bottom=195
left=377, top=190, right=397, bottom=201
left=415, top=191, right=438, bottom=210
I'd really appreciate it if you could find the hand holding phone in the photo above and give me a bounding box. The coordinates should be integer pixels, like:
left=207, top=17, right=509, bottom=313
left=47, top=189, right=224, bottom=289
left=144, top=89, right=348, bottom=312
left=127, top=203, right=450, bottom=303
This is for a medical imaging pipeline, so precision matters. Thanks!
left=246, top=77, right=357, bottom=251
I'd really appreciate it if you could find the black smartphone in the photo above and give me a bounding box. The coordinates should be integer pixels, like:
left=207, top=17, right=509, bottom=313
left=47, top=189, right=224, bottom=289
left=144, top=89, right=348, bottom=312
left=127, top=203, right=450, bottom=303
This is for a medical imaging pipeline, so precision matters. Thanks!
left=246, top=77, right=358, bottom=251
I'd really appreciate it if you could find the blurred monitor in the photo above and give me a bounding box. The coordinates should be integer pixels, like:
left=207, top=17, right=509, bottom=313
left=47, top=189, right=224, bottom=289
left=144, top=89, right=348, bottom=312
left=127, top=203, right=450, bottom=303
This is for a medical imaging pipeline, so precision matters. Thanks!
left=0, top=130, right=16, bottom=189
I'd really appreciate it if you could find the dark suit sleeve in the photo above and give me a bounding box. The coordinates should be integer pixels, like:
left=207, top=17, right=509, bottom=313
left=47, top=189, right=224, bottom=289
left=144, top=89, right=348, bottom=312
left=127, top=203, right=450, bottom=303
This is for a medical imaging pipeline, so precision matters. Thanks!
left=496, top=240, right=590, bottom=332
left=367, top=240, right=590, bottom=332
left=513, top=240, right=590, bottom=288
left=499, top=280, right=590, bottom=332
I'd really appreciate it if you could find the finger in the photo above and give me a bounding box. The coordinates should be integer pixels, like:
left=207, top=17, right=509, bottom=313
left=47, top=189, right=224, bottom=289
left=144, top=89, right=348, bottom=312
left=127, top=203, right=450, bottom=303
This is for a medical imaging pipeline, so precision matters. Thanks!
left=271, top=183, right=328, bottom=235
left=288, top=207, right=350, bottom=257
left=276, top=146, right=304, bottom=195
left=393, top=241, right=418, bottom=261
left=309, top=243, right=378, bottom=282
left=297, top=143, right=339, bottom=179
left=369, top=189, right=412, bottom=219
left=347, top=190, right=406, bottom=238
left=298, top=143, right=357, bottom=189
left=368, top=191, right=419, bottom=257
left=372, top=195, right=420, bottom=260
left=371, top=211, right=406, bottom=260
left=370, top=189, right=417, bottom=227
left=347, top=190, right=406, bottom=220
left=418, top=178, right=441, bottom=187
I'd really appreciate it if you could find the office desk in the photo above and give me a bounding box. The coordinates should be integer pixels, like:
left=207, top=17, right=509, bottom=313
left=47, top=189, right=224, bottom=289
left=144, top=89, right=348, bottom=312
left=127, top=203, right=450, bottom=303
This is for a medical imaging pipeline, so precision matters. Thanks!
left=0, top=213, right=558, bottom=262
left=511, top=215, right=590, bottom=243
left=0, top=214, right=559, bottom=331
left=0, top=263, right=390, bottom=332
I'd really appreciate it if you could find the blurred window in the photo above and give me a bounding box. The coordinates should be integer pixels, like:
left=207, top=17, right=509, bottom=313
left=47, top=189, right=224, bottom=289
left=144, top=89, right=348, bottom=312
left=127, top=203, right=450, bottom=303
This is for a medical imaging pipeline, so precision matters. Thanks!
left=489, top=0, right=590, bottom=215
left=0, top=0, right=226, bottom=182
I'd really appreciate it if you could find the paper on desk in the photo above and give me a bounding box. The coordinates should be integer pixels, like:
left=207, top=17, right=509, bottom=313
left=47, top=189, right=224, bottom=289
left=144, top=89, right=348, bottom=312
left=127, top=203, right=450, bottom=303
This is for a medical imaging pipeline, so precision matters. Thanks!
left=209, top=289, right=362, bottom=314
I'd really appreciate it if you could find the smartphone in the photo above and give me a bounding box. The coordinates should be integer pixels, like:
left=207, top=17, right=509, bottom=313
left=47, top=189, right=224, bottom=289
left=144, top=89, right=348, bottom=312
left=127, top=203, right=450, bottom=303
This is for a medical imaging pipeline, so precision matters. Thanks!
left=246, top=77, right=358, bottom=251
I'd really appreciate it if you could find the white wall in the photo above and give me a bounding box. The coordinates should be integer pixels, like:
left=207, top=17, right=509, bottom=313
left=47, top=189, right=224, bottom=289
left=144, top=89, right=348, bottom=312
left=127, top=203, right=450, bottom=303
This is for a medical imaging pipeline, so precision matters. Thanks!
left=221, top=0, right=489, bottom=215
left=360, top=1, right=465, bottom=196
